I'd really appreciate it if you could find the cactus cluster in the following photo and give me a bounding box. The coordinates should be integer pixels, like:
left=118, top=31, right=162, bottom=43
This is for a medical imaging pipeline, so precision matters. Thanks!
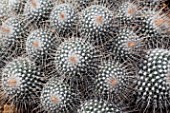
left=0, top=0, right=170, bottom=113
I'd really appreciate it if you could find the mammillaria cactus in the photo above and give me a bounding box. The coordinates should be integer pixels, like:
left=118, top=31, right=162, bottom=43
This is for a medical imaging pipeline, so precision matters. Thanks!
left=0, top=0, right=170, bottom=112
left=105, top=28, right=144, bottom=62
left=135, top=49, right=170, bottom=113
left=133, top=7, right=170, bottom=48
left=26, top=28, right=59, bottom=65
left=116, top=1, right=139, bottom=25
left=79, top=5, right=115, bottom=46
left=50, top=3, right=78, bottom=36
left=24, top=0, right=54, bottom=22
left=78, top=99, right=127, bottom=113
left=0, top=16, right=29, bottom=40
left=54, top=37, right=101, bottom=76
left=0, top=57, right=46, bottom=112
left=40, top=77, right=80, bottom=113
left=94, top=59, right=134, bottom=103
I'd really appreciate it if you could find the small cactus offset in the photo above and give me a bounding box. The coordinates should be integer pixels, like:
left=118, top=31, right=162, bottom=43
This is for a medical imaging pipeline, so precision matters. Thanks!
left=0, top=0, right=170, bottom=113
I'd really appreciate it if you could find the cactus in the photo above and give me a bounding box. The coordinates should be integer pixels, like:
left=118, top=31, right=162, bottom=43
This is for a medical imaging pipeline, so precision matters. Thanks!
left=54, top=37, right=100, bottom=76
left=1, top=57, right=46, bottom=112
left=40, top=77, right=80, bottom=113
left=79, top=5, right=115, bottom=46
left=135, top=49, right=170, bottom=113
left=0, top=16, right=29, bottom=40
left=50, top=3, right=78, bottom=36
left=133, top=8, right=170, bottom=48
left=105, top=28, right=144, bottom=62
left=26, top=28, right=59, bottom=65
left=0, top=0, right=170, bottom=112
left=24, top=0, right=54, bottom=22
left=116, top=1, right=139, bottom=25
left=78, top=99, right=126, bottom=113
left=94, top=59, right=133, bottom=103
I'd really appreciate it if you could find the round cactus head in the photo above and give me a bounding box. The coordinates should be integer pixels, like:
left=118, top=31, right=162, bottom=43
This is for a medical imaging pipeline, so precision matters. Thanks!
left=0, top=16, right=29, bottom=39
left=26, top=28, right=59, bottom=65
left=133, top=8, right=170, bottom=48
left=54, top=37, right=101, bottom=76
left=50, top=3, right=78, bottom=36
left=117, top=1, right=139, bottom=25
left=95, top=59, right=134, bottom=103
left=105, top=28, right=144, bottom=62
left=24, top=0, right=54, bottom=22
left=1, top=57, right=46, bottom=112
left=79, top=5, right=115, bottom=46
left=136, top=8, right=170, bottom=35
left=40, top=77, right=80, bottom=113
left=149, top=11, right=170, bottom=35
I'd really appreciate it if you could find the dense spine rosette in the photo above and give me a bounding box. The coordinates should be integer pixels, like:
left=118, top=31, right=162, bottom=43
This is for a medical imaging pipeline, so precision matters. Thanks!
left=133, top=8, right=170, bottom=48
left=40, top=77, right=80, bottom=113
left=0, top=16, right=29, bottom=40
left=135, top=49, right=170, bottom=113
left=79, top=5, right=114, bottom=45
left=105, top=28, right=143, bottom=62
left=136, top=8, right=170, bottom=35
left=24, top=0, right=54, bottom=22
left=1, top=57, right=46, bottom=112
left=0, top=16, right=29, bottom=67
left=50, top=3, right=78, bottom=36
left=116, top=1, right=139, bottom=25
left=78, top=99, right=126, bottom=113
left=26, top=28, right=59, bottom=65
left=95, top=60, right=133, bottom=102
left=54, top=37, right=100, bottom=76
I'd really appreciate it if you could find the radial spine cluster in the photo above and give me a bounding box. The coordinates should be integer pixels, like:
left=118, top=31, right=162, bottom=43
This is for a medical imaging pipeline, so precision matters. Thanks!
left=0, top=0, right=170, bottom=113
